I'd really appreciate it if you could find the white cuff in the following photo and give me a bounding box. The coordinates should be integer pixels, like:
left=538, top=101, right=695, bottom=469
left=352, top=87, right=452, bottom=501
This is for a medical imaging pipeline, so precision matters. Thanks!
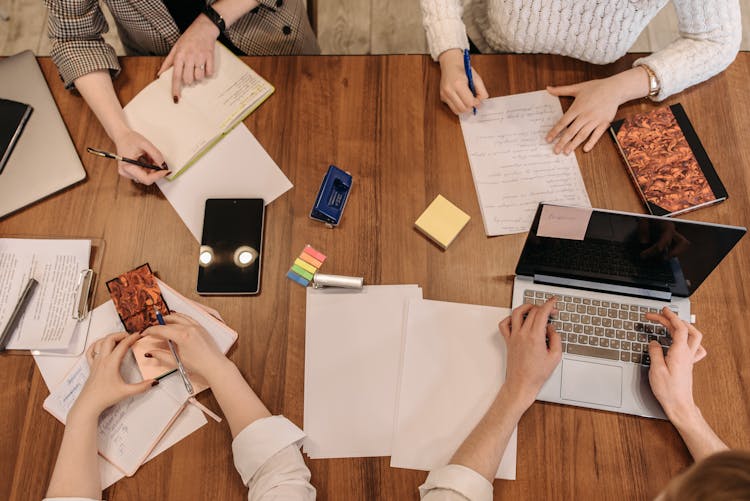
left=419, top=464, right=493, bottom=501
left=231, top=415, right=306, bottom=486
left=424, top=18, right=470, bottom=61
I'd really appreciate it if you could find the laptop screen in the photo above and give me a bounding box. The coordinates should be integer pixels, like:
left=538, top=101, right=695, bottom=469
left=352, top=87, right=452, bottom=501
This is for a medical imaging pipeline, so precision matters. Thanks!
left=516, top=204, right=746, bottom=298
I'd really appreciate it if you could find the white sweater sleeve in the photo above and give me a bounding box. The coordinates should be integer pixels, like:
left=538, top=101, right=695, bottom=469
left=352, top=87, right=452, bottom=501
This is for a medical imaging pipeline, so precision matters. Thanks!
left=634, top=0, right=741, bottom=101
left=420, top=0, right=470, bottom=60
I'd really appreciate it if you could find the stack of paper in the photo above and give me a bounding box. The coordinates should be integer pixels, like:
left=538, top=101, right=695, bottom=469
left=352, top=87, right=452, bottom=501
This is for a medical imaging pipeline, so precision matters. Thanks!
left=303, top=285, right=422, bottom=458
left=391, top=299, right=515, bottom=479
left=303, top=288, right=516, bottom=478
left=459, top=90, right=591, bottom=236
left=35, top=279, right=236, bottom=487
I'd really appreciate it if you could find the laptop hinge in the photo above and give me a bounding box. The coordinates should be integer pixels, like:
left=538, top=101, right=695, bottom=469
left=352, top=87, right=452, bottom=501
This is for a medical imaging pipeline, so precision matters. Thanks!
left=533, top=274, right=672, bottom=302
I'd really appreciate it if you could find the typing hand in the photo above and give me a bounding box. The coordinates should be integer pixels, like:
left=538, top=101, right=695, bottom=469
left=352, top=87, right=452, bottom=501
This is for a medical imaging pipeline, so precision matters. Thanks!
left=71, top=332, right=156, bottom=419
left=438, top=49, right=489, bottom=115
left=142, top=312, right=229, bottom=380
left=545, top=78, right=622, bottom=154
left=499, top=298, right=562, bottom=408
left=646, top=307, right=707, bottom=424
left=112, top=129, right=170, bottom=185
left=158, top=14, right=220, bottom=103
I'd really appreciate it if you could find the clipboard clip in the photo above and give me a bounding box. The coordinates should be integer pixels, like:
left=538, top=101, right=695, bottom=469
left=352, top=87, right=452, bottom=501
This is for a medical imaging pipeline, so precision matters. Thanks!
left=72, top=268, right=94, bottom=321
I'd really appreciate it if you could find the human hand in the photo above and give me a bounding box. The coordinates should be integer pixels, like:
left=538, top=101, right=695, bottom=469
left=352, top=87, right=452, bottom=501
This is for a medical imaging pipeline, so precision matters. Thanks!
left=646, top=307, right=707, bottom=424
left=438, top=49, right=489, bottom=115
left=141, top=312, right=229, bottom=380
left=71, top=332, right=156, bottom=419
left=112, top=129, right=170, bottom=184
left=158, top=14, right=219, bottom=103
left=499, top=298, right=562, bottom=408
left=545, top=77, right=624, bottom=154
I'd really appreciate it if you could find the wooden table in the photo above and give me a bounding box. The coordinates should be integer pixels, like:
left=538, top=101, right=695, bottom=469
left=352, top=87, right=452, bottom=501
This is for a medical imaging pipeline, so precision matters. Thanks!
left=1, top=54, right=749, bottom=501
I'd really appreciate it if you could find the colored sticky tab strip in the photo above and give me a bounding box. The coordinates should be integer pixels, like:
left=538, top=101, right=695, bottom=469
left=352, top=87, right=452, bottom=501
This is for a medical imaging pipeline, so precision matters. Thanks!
left=286, top=270, right=309, bottom=287
left=294, top=258, right=318, bottom=275
left=298, top=252, right=323, bottom=268
left=291, top=264, right=314, bottom=281
left=303, top=245, right=326, bottom=263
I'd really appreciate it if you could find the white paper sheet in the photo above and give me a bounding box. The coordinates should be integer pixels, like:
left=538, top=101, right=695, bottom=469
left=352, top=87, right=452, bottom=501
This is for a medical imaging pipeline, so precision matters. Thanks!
left=0, top=238, right=91, bottom=350
left=44, top=351, right=190, bottom=476
left=303, top=285, right=422, bottom=458
left=460, top=90, right=591, bottom=236
left=390, top=299, right=516, bottom=479
left=156, top=124, right=293, bottom=241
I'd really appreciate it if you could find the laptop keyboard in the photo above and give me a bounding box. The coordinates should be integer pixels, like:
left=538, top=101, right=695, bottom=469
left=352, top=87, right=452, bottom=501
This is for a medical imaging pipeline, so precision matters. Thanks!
left=523, top=290, right=674, bottom=366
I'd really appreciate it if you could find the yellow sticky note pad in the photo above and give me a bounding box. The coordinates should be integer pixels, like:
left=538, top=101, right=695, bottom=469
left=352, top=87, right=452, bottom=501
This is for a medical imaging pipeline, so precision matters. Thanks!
left=415, top=195, right=470, bottom=249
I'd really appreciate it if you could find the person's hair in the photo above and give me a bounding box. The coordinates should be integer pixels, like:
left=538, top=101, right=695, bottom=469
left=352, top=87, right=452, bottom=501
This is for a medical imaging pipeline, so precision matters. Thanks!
left=660, top=450, right=750, bottom=501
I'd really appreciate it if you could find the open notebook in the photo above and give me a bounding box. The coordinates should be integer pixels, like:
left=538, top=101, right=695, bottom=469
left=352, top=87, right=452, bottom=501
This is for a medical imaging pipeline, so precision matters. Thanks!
left=43, top=279, right=238, bottom=476
left=124, top=42, right=274, bottom=179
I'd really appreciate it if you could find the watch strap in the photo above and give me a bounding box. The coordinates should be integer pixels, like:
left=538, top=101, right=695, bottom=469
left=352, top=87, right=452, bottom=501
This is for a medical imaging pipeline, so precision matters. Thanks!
left=202, top=4, right=226, bottom=33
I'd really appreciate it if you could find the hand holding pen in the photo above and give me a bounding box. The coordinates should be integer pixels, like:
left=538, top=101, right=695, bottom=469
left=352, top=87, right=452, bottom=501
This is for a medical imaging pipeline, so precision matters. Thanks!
left=153, top=306, right=194, bottom=396
left=89, top=129, right=171, bottom=185
left=436, top=48, right=489, bottom=115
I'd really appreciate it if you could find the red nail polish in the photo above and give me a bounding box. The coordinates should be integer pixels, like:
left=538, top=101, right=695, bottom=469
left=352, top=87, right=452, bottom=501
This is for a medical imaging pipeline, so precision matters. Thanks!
left=151, top=379, right=159, bottom=387
left=173, top=96, right=179, bottom=104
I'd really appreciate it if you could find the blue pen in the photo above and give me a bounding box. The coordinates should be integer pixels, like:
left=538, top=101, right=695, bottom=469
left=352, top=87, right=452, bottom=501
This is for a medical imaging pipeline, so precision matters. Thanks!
left=154, top=305, right=194, bottom=395
left=463, top=49, right=477, bottom=115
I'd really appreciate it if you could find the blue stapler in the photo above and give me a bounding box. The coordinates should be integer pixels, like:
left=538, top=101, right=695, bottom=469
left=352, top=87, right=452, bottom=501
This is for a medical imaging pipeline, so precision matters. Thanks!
left=310, top=165, right=352, bottom=227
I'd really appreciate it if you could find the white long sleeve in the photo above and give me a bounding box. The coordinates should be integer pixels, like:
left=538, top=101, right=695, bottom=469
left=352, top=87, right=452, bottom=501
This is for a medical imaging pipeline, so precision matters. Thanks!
left=419, top=464, right=494, bottom=501
left=420, top=0, right=741, bottom=99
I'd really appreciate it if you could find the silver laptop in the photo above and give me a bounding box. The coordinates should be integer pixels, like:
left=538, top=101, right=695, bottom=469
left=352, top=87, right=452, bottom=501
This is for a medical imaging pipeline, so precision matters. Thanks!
left=0, top=50, right=86, bottom=218
left=511, top=204, right=745, bottom=419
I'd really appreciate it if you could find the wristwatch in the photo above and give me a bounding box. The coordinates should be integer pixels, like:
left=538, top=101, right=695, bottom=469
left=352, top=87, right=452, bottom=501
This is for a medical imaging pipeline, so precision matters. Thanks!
left=641, top=64, right=660, bottom=98
left=202, top=4, right=226, bottom=34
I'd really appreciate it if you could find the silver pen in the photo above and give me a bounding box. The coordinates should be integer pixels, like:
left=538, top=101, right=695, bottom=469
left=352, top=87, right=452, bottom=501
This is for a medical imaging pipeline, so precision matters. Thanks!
left=0, top=278, right=38, bottom=351
left=153, top=306, right=193, bottom=395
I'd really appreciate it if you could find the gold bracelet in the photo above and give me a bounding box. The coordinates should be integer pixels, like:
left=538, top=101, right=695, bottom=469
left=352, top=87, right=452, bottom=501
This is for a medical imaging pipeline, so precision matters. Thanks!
left=640, top=64, right=660, bottom=98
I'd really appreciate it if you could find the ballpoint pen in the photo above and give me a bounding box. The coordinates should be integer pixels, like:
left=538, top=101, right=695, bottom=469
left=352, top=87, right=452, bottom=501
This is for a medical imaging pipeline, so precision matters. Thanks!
left=463, top=49, right=477, bottom=115
left=0, top=278, right=38, bottom=351
left=86, top=147, right=167, bottom=172
left=153, top=305, right=193, bottom=395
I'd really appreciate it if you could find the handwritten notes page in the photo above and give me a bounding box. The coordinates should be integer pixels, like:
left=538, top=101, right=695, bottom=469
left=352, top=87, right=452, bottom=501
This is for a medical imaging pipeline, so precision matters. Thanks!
left=459, top=91, right=591, bottom=236
left=43, top=351, right=190, bottom=476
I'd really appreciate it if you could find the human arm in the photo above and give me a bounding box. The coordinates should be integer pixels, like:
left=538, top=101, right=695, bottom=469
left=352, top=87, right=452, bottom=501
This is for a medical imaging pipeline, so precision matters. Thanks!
left=74, top=71, right=170, bottom=184
left=545, top=0, right=741, bottom=155
left=142, top=313, right=315, bottom=500
left=45, top=333, right=156, bottom=499
left=420, top=298, right=562, bottom=499
left=646, top=307, right=728, bottom=462
left=157, top=0, right=263, bottom=101
left=420, top=0, right=489, bottom=115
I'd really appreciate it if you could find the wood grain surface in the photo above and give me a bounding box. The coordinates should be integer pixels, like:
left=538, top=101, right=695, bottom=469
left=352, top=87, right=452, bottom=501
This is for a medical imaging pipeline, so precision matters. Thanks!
left=0, top=54, right=748, bottom=501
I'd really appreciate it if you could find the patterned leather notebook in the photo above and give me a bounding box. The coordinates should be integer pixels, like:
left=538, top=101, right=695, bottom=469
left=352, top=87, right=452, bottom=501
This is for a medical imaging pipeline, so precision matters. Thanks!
left=610, top=104, right=727, bottom=216
left=106, top=263, right=170, bottom=333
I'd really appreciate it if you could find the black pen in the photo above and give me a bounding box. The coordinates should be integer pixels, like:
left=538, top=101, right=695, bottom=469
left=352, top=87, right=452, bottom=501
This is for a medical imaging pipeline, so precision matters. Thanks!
left=0, top=278, right=38, bottom=351
left=86, top=147, right=167, bottom=172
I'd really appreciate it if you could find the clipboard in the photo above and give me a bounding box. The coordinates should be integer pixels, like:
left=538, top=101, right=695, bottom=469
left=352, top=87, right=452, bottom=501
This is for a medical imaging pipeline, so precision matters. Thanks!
left=0, top=236, right=104, bottom=357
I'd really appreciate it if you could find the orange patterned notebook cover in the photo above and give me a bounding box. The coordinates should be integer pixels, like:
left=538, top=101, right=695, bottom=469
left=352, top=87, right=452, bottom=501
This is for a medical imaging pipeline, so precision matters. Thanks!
left=610, top=104, right=727, bottom=216
left=106, top=263, right=170, bottom=333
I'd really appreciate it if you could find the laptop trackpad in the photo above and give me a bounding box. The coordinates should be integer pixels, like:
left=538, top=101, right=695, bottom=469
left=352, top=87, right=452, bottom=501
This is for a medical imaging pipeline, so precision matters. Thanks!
left=561, top=359, right=623, bottom=408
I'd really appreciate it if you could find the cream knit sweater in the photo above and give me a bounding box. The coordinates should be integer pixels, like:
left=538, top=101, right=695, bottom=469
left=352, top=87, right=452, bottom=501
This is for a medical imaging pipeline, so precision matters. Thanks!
left=420, top=0, right=741, bottom=100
